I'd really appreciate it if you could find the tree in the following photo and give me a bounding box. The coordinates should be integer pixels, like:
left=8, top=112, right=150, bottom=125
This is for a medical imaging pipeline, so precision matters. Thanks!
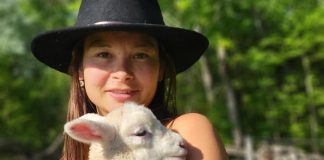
left=160, top=0, right=324, bottom=154
left=0, top=0, right=79, bottom=159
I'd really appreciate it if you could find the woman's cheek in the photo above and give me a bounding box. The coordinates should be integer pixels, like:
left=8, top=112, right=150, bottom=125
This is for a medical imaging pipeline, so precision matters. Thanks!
left=83, top=66, right=110, bottom=87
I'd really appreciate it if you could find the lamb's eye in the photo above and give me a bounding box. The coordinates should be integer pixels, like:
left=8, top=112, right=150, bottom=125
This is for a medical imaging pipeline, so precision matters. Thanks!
left=135, top=129, right=147, bottom=137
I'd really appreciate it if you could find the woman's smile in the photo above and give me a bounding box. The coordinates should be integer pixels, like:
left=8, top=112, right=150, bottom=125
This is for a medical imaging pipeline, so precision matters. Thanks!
left=105, top=88, right=139, bottom=102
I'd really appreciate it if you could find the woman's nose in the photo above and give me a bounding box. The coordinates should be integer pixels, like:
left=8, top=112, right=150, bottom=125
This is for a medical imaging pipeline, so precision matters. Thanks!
left=110, top=60, right=134, bottom=81
left=111, top=70, right=133, bottom=81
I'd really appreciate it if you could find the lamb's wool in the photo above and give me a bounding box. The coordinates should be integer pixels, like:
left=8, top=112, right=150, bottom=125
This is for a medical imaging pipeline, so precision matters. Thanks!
left=64, top=102, right=187, bottom=160
left=90, top=143, right=132, bottom=160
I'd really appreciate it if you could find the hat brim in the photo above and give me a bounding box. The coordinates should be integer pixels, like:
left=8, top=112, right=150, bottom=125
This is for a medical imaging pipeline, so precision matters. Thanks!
left=31, top=23, right=209, bottom=74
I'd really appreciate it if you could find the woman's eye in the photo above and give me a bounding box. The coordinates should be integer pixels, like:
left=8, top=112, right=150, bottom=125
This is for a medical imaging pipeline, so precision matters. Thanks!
left=96, top=52, right=111, bottom=58
left=133, top=53, right=149, bottom=59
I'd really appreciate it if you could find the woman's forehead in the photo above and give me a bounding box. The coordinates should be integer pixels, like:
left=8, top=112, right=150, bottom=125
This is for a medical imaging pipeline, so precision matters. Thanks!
left=84, top=31, right=158, bottom=48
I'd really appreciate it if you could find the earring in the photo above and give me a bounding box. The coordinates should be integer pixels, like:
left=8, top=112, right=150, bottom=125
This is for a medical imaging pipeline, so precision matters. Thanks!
left=79, top=80, right=85, bottom=87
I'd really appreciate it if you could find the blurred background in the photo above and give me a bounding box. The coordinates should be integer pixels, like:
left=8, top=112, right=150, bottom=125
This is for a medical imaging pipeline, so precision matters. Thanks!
left=0, top=0, right=323, bottom=159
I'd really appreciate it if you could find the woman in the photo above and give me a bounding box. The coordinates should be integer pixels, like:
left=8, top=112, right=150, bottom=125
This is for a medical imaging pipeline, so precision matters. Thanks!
left=31, top=0, right=228, bottom=159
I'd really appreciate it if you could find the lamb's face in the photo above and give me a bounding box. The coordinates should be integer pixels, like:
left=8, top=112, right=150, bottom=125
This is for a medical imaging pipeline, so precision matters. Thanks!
left=117, top=104, right=188, bottom=160
left=64, top=102, right=187, bottom=160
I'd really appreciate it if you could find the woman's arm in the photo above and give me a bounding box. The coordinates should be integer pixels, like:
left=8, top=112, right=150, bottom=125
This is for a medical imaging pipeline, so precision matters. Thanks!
left=167, top=113, right=228, bottom=160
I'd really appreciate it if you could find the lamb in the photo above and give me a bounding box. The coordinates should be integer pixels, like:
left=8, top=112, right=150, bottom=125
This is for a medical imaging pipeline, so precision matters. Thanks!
left=64, top=102, right=187, bottom=160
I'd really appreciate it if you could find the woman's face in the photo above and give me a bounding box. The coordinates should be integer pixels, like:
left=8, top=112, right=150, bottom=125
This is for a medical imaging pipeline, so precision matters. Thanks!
left=80, top=31, right=162, bottom=115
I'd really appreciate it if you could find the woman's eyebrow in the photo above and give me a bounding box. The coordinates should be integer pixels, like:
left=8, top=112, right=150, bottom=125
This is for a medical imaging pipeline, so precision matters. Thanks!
left=134, top=44, right=155, bottom=48
left=87, top=38, right=111, bottom=48
left=134, top=40, right=157, bottom=49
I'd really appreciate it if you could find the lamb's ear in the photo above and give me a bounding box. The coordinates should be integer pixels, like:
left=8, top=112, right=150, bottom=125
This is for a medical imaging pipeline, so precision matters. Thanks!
left=64, top=113, right=115, bottom=144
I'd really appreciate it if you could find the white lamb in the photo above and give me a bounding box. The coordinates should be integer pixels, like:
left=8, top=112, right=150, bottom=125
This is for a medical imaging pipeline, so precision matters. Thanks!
left=64, top=102, right=187, bottom=160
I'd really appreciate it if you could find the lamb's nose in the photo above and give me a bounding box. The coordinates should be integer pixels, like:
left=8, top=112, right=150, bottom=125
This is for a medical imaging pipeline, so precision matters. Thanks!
left=179, top=140, right=186, bottom=148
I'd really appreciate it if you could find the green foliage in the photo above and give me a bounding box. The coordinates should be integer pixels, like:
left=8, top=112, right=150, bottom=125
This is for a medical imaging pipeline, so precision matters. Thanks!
left=161, top=0, right=324, bottom=153
left=0, top=53, right=69, bottom=148
left=0, top=0, right=77, bottom=158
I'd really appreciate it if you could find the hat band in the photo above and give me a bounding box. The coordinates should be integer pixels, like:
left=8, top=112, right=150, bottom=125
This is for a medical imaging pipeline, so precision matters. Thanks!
left=93, top=21, right=121, bottom=25
left=91, top=20, right=163, bottom=27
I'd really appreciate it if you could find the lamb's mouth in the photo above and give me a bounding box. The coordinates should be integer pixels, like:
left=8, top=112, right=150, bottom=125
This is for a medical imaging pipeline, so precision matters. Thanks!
left=165, top=155, right=186, bottom=160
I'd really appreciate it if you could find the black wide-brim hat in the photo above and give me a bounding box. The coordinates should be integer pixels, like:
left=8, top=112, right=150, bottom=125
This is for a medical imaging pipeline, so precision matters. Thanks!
left=31, top=0, right=209, bottom=74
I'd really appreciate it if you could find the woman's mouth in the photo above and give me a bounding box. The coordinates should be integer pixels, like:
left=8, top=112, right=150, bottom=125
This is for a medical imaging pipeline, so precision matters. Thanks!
left=106, top=89, right=138, bottom=102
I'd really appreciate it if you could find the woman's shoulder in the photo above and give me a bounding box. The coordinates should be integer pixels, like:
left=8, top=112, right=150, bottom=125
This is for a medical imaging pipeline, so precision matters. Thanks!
left=166, top=112, right=212, bottom=130
left=165, top=112, right=228, bottom=160
left=166, top=113, right=218, bottom=142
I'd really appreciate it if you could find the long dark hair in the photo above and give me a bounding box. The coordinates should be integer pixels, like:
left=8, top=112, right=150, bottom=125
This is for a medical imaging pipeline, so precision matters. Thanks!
left=60, top=34, right=177, bottom=160
left=149, top=42, right=177, bottom=120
